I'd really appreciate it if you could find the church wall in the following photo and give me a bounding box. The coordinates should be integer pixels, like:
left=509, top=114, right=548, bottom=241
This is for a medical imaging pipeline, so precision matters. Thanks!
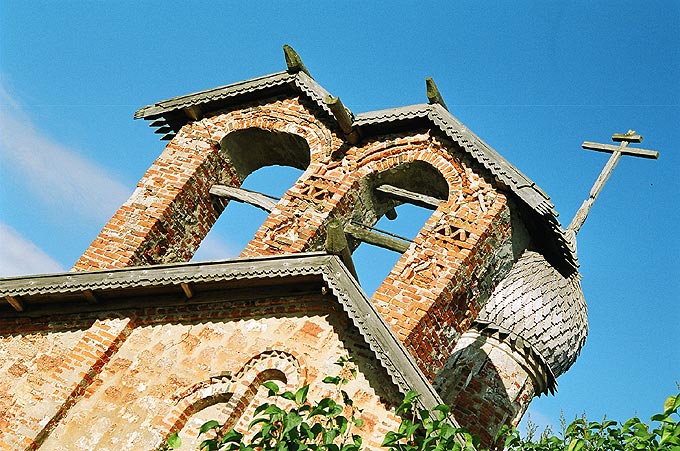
left=66, top=90, right=541, bottom=445
left=0, top=294, right=402, bottom=451
left=73, top=95, right=341, bottom=271
left=242, top=132, right=515, bottom=381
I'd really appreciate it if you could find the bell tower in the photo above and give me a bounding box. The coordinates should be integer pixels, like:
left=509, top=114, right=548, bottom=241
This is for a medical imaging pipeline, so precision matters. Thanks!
left=72, top=46, right=591, bottom=446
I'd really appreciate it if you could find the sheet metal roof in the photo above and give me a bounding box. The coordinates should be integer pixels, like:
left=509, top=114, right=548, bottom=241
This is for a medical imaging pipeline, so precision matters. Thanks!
left=0, top=252, right=448, bottom=415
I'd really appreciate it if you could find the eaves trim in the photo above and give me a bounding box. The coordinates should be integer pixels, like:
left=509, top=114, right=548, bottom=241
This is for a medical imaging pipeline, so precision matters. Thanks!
left=0, top=253, right=447, bottom=414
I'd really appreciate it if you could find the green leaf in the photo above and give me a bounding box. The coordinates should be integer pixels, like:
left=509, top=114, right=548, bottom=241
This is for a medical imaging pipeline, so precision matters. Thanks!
left=284, top=411, right=303, bottom=435
left=296, top=385, right=310, bottom=405
left=403, top=390, right=419, bottom=404
left=221, top=429, right=243, bottom=444
left=281, top=391, right=297, bottom=401
left=382, top=431, right=403, bottom=447
left=199, top=420, right=221, bottom=434
left=324, top=428, right=338, bottom=445
left=567, top=438, right=584, bottom=451
left=262, top=381, right=280, bottom=395
left=352, top=417, right=364, bottom=428
left=199, top=438, right=218, bottom=451
left=166, top=432, right=182, bottom=449
left=323, top=376, right=342, bottom=385
left=341, top=390, right=353, bottom=407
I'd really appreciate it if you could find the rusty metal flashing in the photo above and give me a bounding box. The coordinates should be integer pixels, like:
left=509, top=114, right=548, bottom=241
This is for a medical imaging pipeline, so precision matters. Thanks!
left=0, top=252, right=448, bottom=415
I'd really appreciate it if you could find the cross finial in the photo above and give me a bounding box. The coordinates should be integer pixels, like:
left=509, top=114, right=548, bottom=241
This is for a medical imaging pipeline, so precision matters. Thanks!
left=567, top=130, right=659, bottom=234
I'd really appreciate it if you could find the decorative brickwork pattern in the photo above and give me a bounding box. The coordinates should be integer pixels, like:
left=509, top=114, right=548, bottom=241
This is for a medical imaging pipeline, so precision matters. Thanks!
left=0, top=294, right=403, bottom=451
left=74, top=97, right=340, bottom=271
left=243, top=132, right=514, bottom=380
left=74, top=89, right=517, bottom=389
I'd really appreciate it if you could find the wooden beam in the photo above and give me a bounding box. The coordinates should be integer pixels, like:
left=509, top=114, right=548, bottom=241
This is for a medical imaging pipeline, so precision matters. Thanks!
left=375, top=184, right=445, bottom=210
left=426, top=77, right=448, bottom=111
left=154, top=125, right=173, bottom=134
left=5, top=295, right=24, bottom=312
left=283, top=44, right=311, bottom=77
left=344, top=223, right=410, bottom=254
left=612, top=133, right=642, bottom=143
left=326, top=95, right=354, bottom=134
left=210, top=185, right=279, bottom=212
left=581, top=141, right=659, bottom=159
left=385, top=207, right=398, bottom=220
left=180, top=282, right=194, bottom=299
left=325, top=95, right=361, bottom=146
left=325, top=219, right=359, bottom=281
left=83, top=289, right=98, bottom=304
left=183, top=105, right=202, bottom=121
left=569, top=131, right=660, bottom=233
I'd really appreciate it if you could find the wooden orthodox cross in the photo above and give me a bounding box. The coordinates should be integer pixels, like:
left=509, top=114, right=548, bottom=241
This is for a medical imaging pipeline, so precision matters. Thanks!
left=567, top=130, right=659, bottom=233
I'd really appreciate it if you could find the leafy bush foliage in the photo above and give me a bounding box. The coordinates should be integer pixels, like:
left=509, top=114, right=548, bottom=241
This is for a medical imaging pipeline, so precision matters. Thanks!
left=164, top=358, right=680, bottom=451
left=500, top=392, right=680, bottom=451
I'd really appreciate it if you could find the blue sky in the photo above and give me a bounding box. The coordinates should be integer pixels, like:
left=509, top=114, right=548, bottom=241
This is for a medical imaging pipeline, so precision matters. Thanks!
left=1, top=0, right=678, bottom=435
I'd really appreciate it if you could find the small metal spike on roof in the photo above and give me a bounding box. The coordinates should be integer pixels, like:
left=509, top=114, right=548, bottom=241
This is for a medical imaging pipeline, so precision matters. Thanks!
left=283, top=44, right=311, bottom=77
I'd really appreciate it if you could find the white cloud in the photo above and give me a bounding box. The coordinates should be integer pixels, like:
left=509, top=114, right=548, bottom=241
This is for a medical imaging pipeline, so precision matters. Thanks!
left=191, top=233, right=240, bottom=262
left=0, top=222, right=64, bottom=277
left=0, top=82, right=130, bottom=222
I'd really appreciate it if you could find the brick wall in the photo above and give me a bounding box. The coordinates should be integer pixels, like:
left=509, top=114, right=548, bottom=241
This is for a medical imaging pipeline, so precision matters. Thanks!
left=242, top=132, right=514, bottom=380
left=74, top=96, right=340, bottom=270
left=0, top=295, right=402, bottom=450
left=71, top=92, right=530, bottom=443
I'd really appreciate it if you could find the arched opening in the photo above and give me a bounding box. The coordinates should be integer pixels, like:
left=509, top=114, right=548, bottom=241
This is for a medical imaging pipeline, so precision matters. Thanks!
left=191, top=128, right=310, bottom=261
left=348, top=161, right=449, bottom=295
left=221, top=128, right=311, bottom=180
left=172, top=369, right=288, bottom=451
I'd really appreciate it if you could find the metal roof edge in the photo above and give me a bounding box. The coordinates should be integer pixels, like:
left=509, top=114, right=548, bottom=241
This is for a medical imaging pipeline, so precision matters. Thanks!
left=0, top=252, right=330, bottom=296
left=134, top=71, right=294, bottom=119
left=0, top=253, right=445, bottom=414
left=322, top=257, right=449, bottom=415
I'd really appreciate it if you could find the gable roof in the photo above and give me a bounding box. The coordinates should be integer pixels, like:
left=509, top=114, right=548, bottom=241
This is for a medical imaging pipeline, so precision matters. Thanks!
left=134, top=69, right=577, bottom=270
left=0, top=252, right=448, bottom=415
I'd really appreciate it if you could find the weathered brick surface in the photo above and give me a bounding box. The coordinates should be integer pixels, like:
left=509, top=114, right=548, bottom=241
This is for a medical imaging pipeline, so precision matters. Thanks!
left=433, top=330, right=540, bottom=447
left=0, top=296, right=402, bottom=450
left=242, top=133, right=514, bottom=380
left=0, top=318, right=133, bottom=450
left=74, top=97, right=340, bottom=271
left=62, top=88, right=544, bottom=447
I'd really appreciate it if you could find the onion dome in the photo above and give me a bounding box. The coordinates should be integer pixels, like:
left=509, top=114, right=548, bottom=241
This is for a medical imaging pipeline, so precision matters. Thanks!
left=477, top=250, right=588, bottom=379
